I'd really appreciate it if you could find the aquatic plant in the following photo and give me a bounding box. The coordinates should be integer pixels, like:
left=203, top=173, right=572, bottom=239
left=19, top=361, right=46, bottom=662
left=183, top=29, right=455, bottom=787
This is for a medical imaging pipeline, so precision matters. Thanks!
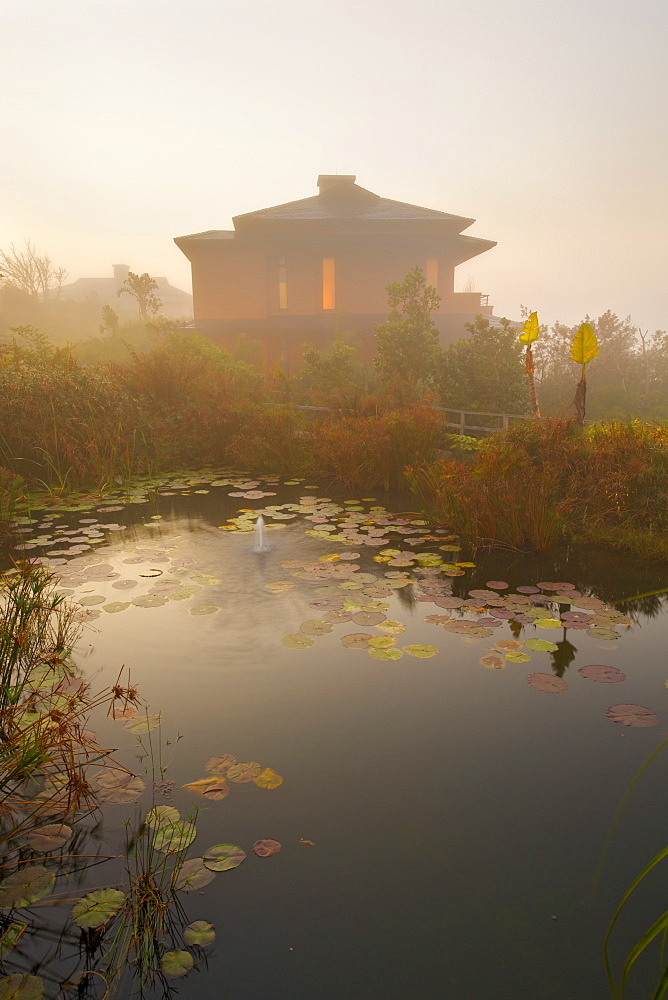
left=520, top=310, right=541, bottom=418
left=570, top=321, right=600, bottom=425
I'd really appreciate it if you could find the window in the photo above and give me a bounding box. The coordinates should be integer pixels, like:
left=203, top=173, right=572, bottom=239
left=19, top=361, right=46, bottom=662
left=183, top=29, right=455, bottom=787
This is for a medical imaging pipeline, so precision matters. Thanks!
left=426, top=258, right=439, bottom=293
left=322, top=258, right=335, bottom=310
left=278, top=256, right=288, bottom=310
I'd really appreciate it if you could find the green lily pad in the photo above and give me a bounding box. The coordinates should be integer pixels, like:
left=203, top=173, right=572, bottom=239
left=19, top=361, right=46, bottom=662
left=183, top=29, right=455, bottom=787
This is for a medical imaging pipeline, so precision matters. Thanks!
left=0, top=867, right=55, bottom=908
left=533, top=619, right=562, bottom=629
left=368, top=647, right=404, bottom=660
left=586, top=627, right=620, bottom=640
left=0, top=974, right=44, bottom=999
left=183, top=920, right=216, bottom=946
left=505, top=652, right=531, bottom=662
left=145, top=806, right=180, bottom=830
left=71, top=888, right=125, bottom=928
left=402, top=644, right=438, bottom=658
left=174, top=858, right=216, bottom=892
left=102, top=602, right=131, bottom=614
left=153, top=821, right=197, bottom=854
left=0, top=923, right=26, bottom=960
left=203, top=844, right=247, bottom=872
left=367, top=636, right=395, bottom=649
left=300, top=619, right=334, bottom=636
left=124, top=713, right=161, bottom=734
left=161, top=950, right=194, bottom=978
left=523, top=638, right=559, bottom=652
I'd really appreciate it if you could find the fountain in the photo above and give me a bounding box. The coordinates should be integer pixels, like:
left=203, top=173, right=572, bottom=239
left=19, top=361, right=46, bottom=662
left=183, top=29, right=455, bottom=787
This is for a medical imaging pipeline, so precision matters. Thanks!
left=252, top=514, right=270, bottom=553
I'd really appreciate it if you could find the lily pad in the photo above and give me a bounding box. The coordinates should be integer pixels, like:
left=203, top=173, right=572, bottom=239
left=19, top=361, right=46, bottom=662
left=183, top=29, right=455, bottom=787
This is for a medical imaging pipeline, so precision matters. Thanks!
left=340, top=633, right=373, bottom=649
left=480, top=653, right=505, bottom=670
left=534, top=619, right=562, bottom=629
left=526, top=673, right=569, bottom=694
left=376, top=620, right=406, bottom=634
left=252, top=839, right=282, bottom=857
left=227, top=762, right=262, bottom=783
left=606, top=704, right=658, bottom=727
left=102, top=602, right=130, bottom=614
left=202, top=782, right=229, bottom=800
left=504, top=652, right=531, bottom=662
left=145, top=806, right=180, bottom=830
left=586, top=627, right=620, bottom=640
left=300, top=619, right=333, bottom=636
left=205, top=754, right=236, bottom=775
left=578, top=664, right=627, bottom=683
left=71, top=888, right=125, bottom=928
left=281, top=634, right=316, bottom=649
left=189, top=605, right=220, bottom=616
left=495, top=639, right=522, bottom=652
left=352, top=612, right=387, bottom=626
left=25, top=824, right=72, bottom=852
left=369, top=647, right=404, bottom=660
left=161, top=950, right=194, bottom=979
left=153, top=821, right=197, bottom=854
left=486, top=581, right=509, bottom=589
left=523, top=638, right=559, bottom=652
left=253, top=768, right=283, bottom=789
left=0, top=975, right=44, bottom=1000
left=203, top=844, right=247, bottom=872
left=124, top=713, right=161, bottom=734
left=183, top=920, right=216, bottom=946
left=402, top=644, right=438, bottom=658
left=174, top=858, right=216, bottom=892
left=0, top=867, right=55, bottom=908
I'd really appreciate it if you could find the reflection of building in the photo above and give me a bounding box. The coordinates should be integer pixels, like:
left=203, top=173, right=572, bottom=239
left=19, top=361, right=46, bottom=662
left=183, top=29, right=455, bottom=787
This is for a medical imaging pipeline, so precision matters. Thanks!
left=175, top=175, right=496, bottom=372
left=58, top=265, right=192, bottom=319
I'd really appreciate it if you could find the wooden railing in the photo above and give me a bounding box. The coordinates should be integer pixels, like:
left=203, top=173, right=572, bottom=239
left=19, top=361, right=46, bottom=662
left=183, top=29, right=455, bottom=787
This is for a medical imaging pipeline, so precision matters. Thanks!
left=435, top=408, right=529, bottom=434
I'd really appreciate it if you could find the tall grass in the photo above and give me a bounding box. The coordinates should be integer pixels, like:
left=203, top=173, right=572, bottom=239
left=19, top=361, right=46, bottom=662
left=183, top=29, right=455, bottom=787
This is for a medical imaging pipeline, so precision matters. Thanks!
left=406, top=419, right=668, bottom=557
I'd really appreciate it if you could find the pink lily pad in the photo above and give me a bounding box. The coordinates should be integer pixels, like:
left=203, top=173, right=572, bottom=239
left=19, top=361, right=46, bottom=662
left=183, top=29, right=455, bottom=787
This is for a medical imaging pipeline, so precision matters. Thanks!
left=606, top=704, right=658, bottom=727
left=526, top=673, right=569, bottom=694
left=578, top=664, right=627, bottom=684
left=252, top=839, right=282, bottom=858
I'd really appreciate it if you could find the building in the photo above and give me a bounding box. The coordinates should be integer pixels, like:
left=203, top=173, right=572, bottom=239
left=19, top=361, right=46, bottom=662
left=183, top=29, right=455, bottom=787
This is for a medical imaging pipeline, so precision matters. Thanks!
left=58, top=265, right=192, bottom=320
left=175, top=175, right=496, bottom=372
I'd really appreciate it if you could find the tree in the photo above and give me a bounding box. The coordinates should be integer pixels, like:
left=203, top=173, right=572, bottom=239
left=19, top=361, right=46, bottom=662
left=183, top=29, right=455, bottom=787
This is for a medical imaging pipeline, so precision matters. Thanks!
left=0, top=239, right=67, bottom=300
left=117, top=272, right=162, bottom=321
left=374, top=266, right=442, bottom=402
left=99, top=305, right=119, bottom=336
left=438, top=315, right=530, bottom=414
left=296, top=339, right=375, bottom=408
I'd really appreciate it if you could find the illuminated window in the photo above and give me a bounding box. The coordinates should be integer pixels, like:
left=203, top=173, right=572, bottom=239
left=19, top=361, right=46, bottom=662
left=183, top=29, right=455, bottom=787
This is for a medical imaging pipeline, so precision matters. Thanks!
left=278, top=256, right=288, bottom=310
left=322, top=258, right=335, bottom=310
left=426, top=258, right=439, bottom=293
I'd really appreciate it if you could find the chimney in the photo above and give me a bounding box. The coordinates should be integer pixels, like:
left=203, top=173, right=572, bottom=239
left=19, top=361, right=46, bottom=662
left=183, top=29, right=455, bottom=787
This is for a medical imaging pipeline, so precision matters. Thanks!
left=317, top=175, right=356, bottom=194
left=113, top=264, right=130, bottom=284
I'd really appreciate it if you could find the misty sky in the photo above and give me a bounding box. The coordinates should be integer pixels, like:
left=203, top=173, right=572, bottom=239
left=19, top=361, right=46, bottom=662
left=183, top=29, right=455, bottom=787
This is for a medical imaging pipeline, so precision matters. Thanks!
left=3, top=0, right=667, bottom=332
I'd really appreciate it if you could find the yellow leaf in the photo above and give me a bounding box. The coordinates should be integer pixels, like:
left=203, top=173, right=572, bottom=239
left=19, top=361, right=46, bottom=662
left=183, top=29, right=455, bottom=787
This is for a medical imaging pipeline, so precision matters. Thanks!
left=182, top=778, right=218, bottom=794
left=253, top=767, right=283, bottom=789
left=569, top=322, right=600, bottom=365
left=519, top=311, right=540, bottom=344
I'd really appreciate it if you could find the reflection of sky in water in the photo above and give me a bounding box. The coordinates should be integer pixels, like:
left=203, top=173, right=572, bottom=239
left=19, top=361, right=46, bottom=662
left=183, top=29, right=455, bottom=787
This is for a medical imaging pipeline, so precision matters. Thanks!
left=3, top=478, right=668, bottom=999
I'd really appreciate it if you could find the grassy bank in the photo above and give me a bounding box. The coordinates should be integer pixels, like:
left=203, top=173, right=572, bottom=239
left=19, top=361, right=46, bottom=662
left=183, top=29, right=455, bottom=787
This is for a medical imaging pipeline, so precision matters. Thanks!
left=406, top=419, right=668, bottom=560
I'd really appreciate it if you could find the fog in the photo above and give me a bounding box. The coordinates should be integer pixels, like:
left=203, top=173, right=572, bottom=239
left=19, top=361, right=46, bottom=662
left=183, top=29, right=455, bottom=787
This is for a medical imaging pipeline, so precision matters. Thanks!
left=2, top=0, right=667, bottom=331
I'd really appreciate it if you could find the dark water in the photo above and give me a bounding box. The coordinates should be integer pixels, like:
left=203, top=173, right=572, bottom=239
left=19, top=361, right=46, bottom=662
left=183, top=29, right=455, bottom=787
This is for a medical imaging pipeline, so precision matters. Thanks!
left=2, top=473, right=667, bottom=999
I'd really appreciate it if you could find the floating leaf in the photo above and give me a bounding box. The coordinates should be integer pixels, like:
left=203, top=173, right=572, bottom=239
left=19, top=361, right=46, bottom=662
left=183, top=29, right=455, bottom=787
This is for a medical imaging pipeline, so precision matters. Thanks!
left=523, top=638, right=559, bottom=652
left=586, top=627, right=620, bottom=640
left=161, top=950, right=194, bottom=979
left=124, top=713, right=161, bottom=734
left=102, top=602, right=130, bottom=614
left=402, top=644, right=438, bottom=658
left=203, top=844, right=246, bottom=872
left=485, top=580, right=509, bottom=590
left=376, top=620, right=406, bottom=634
left=369, top=647, right=404, bottom=660
left=340, top=633, right=373, bottom=649
left=526, top=673, right=569, bottom=694
left=352, top=612, right=386, bottom=626
left=153, top=821, right=197, bottom=854
left=534, top=619, right=562, bottom=629
left=606, top=704, right=658, bottom=727
left=189, top=605, right=220, bottom=616
left=227, top=762, right=262, bottom=783
left=205, top=754, right=236, bottom=775
left=578, top=664, right=626, bottom=683
left=71, top=888, right=124, bottom=929
left=367, top=636, right=395, bottom=649
left=145, top=806, right=180, bottom=829
left=480, top=654, right=505, bottom=670
left=183, top=920, right=216, bottom=946
left=202, top=782, right=229, bottom=800
left=174, top=858, right=216, bottom=892
left=98, top=776, right=145, bottom=804
left=281, top=634, right=316, bottom=649
left=505, top=652, right=531, bottom=662
left=253, top=839, right=282, bottom=857
left=0, top=974, right=44, bottom=1000
left=0, top=867, right=55, bottom=908
left=182, top=778, right=219, bottom=794
left=299, top=838, right=316, bottom=847
left=300, top=619, right=333, bottom=636
left=25, top=824, right=72, bottom=852
left=495, top=639, right=522, bottom=652
left=253, top=768, right=283, bottom=789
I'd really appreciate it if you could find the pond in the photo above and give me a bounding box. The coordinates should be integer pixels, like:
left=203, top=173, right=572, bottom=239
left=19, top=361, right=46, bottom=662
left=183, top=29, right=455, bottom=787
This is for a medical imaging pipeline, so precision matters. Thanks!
left=2, top=471, right=667, bottom=999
